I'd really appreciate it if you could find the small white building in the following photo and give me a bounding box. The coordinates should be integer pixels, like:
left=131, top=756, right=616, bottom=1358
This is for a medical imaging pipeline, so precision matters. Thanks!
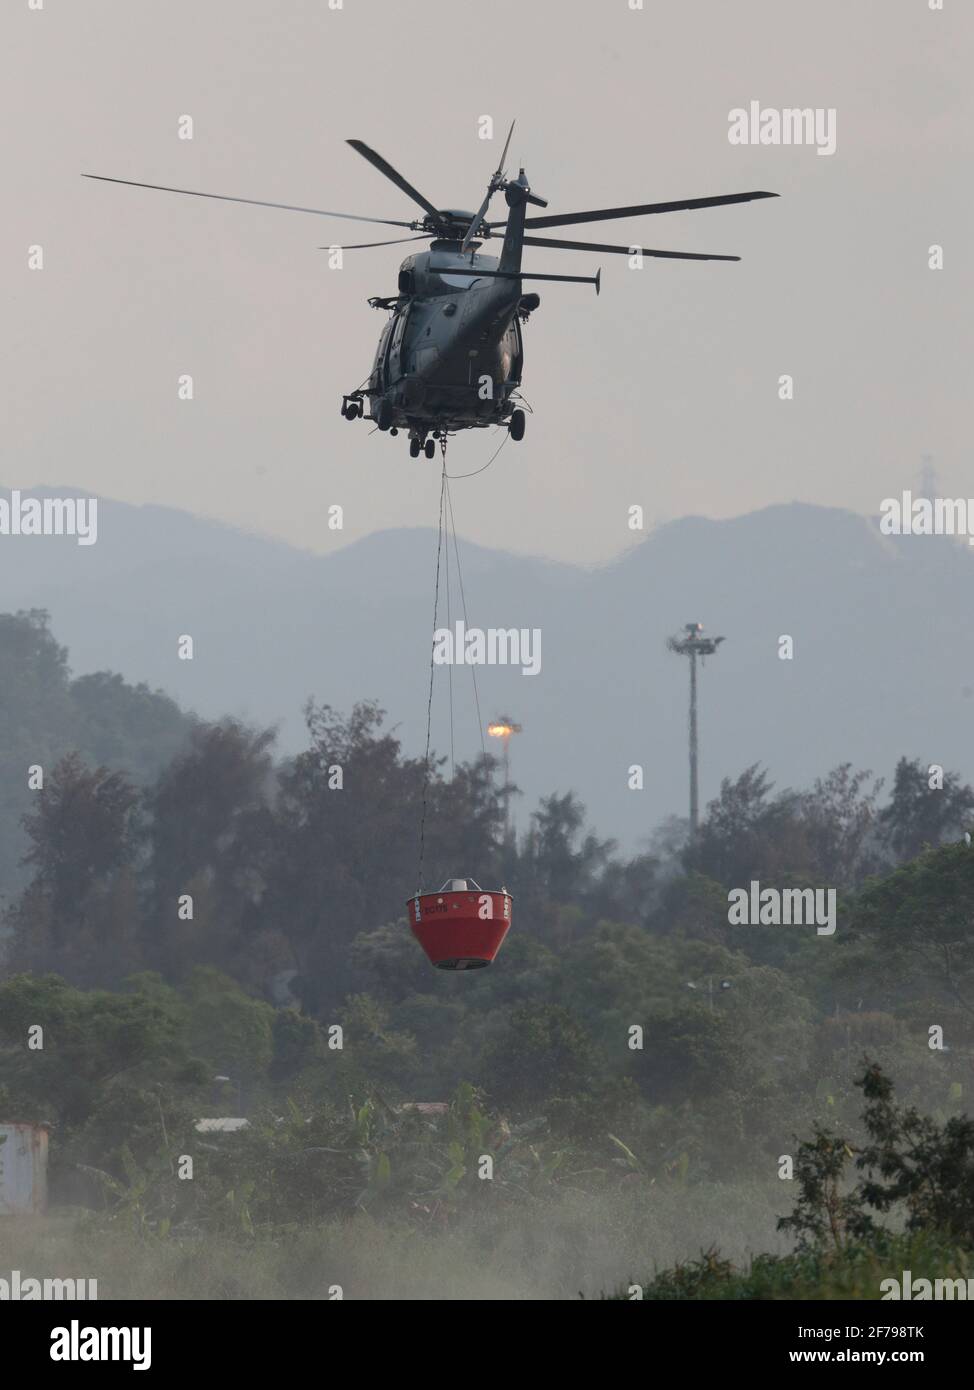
left=0, top=1123, right=49, bottom=1215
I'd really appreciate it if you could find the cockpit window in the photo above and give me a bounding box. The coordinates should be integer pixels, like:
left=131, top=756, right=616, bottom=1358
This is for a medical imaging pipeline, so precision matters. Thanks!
left=435, top=258, right=483, bottom=290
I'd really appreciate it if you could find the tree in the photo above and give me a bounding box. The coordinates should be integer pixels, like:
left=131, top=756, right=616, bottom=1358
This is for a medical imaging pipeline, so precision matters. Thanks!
left=0, top=972, right=206, bottom=1153
left=688, top=765, right=796, bottom=885
left=855, top=1062, right=974, bottom=1243
left=484, top=1003, right=595, bottom=1108
left=143, top=719, right=277, bottom=980
left=637, top=1003, right=744, bottom=1106
left=263, top=701, right=507, bottom=1013
left=0, top=611, right=77, bottom=893
left=689, top=762, right=882, bottom=891
left=0, top=610, right=194, bottom=898
left=21, top=753, right=138, bottom=908
left=797, top=763, right=883, bottom=887
left=70, top=671, right=192, bottom=789
left=851, top=842, right=974, bottom=1017
left=878, top=756, right=974, bottom=864
left=182, top=966, right=276, bottom=1079
left=7, top=753, right=142, bottom=984
left=779, top=1062, right=974, bottom=1251
left=517, top=792, right=615, bottom=934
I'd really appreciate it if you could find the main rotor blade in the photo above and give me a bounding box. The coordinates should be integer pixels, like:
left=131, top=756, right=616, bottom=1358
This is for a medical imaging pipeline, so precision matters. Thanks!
left=494, top=118, right=516, bottom=180
left=460, top=119, right=517, bottom=256
left=82, top=175, right=415, bottom=227
left=522, top=234, right=740, bottom=262
left=318, top=235, right=430, bottom=250
left=461, top=188, right=493, bottom=256
left=346, top=140, right=439, bottom=219
left=488, top=190, right=778, bottom=231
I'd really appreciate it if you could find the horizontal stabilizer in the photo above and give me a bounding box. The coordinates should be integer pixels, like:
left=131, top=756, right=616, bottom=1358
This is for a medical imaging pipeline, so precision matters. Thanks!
left=430, top=265, right=600, bottom=293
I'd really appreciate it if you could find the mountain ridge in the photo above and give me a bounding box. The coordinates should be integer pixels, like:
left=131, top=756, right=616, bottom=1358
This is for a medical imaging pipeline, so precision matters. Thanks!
left=2, top=487, right=971, bottom=851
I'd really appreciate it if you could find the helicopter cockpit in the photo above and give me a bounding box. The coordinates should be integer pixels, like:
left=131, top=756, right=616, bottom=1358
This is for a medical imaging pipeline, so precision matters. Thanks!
left=398, top=245, right=501, bottom=298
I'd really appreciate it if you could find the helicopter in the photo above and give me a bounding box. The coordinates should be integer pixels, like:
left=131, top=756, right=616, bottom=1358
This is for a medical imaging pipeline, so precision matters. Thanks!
left=84, top=125, right=777, bottom=458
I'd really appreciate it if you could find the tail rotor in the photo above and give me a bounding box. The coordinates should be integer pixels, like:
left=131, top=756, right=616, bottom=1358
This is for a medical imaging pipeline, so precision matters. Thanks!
left=459, top=120, right=517, bottom=255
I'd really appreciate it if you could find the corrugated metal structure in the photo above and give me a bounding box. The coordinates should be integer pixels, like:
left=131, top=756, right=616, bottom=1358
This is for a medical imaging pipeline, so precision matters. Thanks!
left=0, top=1123, right=49, bottom=1215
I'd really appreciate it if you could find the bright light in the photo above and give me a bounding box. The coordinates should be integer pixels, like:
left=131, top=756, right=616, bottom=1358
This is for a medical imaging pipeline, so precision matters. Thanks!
left=488, top=723, right=514, bottom=738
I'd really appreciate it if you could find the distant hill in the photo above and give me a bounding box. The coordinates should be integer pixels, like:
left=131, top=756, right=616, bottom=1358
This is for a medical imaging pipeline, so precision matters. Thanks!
left=2, top=487, right=972, bottom=863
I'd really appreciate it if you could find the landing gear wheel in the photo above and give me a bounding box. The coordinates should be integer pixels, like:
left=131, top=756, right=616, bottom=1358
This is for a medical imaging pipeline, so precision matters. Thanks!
left=509, top=408, right=525, bottom=442
left=376, top=399, right=394, bottom=431
left=409, top=438, right=421, bottom=458
left=424, top=438, right=436, bottom=459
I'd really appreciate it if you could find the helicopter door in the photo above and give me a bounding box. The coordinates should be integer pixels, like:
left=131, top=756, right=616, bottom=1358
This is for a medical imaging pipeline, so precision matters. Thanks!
left=388, top=303, right=411, bottom=382
left=371, top=319, right=394, bottom=390
left=510, top=317, right=524, bottom=383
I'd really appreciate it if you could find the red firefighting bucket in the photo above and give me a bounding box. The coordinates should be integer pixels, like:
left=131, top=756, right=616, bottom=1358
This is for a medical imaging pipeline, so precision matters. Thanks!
left=407, top=879, right=513, bottom=970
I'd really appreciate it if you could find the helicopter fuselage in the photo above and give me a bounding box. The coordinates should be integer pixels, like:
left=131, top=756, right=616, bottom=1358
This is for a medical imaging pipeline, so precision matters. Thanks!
left=363, top=241, right=527, bottom=437
left=84, top=138, right=776, bottom=456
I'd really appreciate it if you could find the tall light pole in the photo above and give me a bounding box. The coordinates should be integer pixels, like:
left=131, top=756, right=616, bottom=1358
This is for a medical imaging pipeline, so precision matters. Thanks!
left=488, top=716, right=522, bottom=840
left=667, top=623, right=724, bottom=840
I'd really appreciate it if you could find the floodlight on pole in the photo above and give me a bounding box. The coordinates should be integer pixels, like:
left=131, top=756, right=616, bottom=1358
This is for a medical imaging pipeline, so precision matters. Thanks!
left=667, top=623, right=725, bottom=840
left=488, top=716, right=522, bottom=839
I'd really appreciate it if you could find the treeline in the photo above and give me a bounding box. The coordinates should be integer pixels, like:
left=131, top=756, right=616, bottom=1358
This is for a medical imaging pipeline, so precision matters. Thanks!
left=0, top=610, right=192, bottom=894
left=2, top=609, right=974, bottom=1225
left=3, top=651, right=971, bottom=1016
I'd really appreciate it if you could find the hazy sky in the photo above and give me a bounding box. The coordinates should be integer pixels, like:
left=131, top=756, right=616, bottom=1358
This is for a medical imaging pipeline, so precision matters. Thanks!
left=5, top=0, right=971, bottom=565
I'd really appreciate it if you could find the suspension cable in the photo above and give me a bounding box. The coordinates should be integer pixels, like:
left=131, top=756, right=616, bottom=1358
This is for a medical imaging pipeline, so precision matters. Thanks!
left=445, top=428, right=510, bottom=480
left=417, top=462, right=447, bottom=891
left=416, top=430, right=501, bottom=887
left=443, top=461, right=455, bottom=781
left=445, top=469, right=487, bottom=764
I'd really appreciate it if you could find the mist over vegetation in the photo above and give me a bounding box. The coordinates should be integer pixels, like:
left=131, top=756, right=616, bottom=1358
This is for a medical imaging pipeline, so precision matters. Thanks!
left=2, top=610, right=973, bottom=1299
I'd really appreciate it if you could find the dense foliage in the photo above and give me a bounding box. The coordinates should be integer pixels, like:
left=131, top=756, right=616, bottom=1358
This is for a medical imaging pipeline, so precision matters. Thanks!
left=626, top=1064, right=974, bottom=1299
left=1, top=610, right=973, bottom=1297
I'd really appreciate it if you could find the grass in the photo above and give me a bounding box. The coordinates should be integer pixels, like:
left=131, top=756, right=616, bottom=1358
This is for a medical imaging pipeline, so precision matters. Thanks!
left=0, top=1180, right=787, bottom=1300
left=616, top=1233, right=974, bottom=1300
